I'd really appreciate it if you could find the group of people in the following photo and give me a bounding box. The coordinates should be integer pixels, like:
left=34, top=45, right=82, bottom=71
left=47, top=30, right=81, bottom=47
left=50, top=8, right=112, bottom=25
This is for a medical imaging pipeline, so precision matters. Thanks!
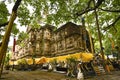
left=45, top=53, right=120, bottom=80
left=46, top=61, right=84, bottom=80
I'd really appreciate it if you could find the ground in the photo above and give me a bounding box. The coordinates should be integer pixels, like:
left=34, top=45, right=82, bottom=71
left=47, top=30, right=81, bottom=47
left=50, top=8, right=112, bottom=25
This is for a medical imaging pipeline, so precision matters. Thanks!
left=1, top=70, right=120, bottom=80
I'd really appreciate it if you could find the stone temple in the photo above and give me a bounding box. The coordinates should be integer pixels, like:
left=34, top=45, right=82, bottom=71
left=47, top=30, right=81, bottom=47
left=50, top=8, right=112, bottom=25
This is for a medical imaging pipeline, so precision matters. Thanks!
left=13, top=22, right=92, bottom=59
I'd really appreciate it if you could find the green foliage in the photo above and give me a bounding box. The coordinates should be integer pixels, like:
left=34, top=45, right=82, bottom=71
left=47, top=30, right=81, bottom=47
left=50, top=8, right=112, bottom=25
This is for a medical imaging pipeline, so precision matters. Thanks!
left=4, top=53, right=11, bottom=65
left=11, top=23, right=19, bottom=35
left=0, top=2, right=9, bottom=40
left=0, top=2, right=20, bottom=41
left=17, top=58, right=28, bottom=65
left=18, top=31, right=28, bottom=41
left=17, top=31, right=29, bottom=47
left=2, top=0, right=119, bottom=54
left=66, top=56, right=77, bottom=63
left=0, top=2, right=8, bottom=25
left=17, top=4, right=31, bottom=26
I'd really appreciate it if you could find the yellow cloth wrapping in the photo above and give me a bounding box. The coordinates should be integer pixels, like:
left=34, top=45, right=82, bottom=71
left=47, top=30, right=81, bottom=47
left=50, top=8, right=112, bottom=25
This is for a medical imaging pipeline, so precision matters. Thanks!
left=9, top=52, right=94, bottom=65
left=36, top=57, right=47, bottom=64
left=47, top=52, right=94, bottom=62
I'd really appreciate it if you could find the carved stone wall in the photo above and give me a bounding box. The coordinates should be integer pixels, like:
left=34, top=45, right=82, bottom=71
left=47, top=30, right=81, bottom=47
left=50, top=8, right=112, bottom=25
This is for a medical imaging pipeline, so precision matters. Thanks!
left=15, top=22, right=91, bottom=59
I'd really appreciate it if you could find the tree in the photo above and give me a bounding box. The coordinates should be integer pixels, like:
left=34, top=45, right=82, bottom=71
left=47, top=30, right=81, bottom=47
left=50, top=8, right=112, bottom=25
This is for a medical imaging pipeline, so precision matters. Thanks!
left=17, top=31, right=28, bottom=47
left=0, top=1, right=19, bottom=41
left=0, top=0, right=22, bottom=78
left=16, top=0, right=120, bottom=54
left=0, top=2, right=9, bottom=26
left=1, top=0, right=119, bottom=54
left=0, top=2, right=9, bottom=40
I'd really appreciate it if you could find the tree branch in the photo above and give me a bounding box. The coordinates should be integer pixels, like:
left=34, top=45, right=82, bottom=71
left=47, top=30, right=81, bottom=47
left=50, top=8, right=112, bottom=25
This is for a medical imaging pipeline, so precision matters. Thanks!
left=0, top=22, right=9, bottom=27
left=99, top=8, right=120, bottom=13
left=0, top=0, right=21, bottom=28
left=76, top=0, right=105, bottom=16
left=104, top=15, right=120, bottom=31
left=12, top=0, right=22, bottom=12
left=76, top=8, right=93, bottom=16
left=86, top=0, right=93, bottom=9
left=95, top=0, right=105, bottom=9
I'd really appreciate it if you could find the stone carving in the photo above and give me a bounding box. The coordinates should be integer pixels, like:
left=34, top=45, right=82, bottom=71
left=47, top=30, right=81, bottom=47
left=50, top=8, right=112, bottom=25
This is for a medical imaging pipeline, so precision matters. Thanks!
left=15, top=22, right=91, bottom=59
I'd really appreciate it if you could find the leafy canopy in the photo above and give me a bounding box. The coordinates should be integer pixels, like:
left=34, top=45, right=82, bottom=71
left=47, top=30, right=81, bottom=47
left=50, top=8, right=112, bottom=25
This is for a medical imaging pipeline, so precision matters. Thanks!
left=17, top=0, right=120, bottom=53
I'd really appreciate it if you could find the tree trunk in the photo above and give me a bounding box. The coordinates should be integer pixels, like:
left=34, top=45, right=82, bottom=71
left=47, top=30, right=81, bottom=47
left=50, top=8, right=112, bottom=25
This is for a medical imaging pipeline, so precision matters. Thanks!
left=93, top=0, right=105, bottom=60
left=0, top=0, right=22, bottom=78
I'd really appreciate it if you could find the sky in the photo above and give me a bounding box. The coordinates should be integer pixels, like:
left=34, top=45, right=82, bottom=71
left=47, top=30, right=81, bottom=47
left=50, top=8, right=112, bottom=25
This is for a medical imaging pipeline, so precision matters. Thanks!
left=4, top=1, right=27, bottom=46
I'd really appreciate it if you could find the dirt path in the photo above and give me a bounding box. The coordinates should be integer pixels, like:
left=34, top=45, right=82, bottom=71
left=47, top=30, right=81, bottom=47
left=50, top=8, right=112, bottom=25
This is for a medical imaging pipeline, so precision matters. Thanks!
left=1, top=70, right=76, bottom=80
left=1, top=70, right=120, bottom=80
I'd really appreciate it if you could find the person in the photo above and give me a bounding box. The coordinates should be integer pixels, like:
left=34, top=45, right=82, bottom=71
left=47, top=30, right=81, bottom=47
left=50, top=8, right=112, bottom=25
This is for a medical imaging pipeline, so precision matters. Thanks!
left=48, top=63, right=53, bottom=72
left=77, top=63, right=84, bottom=80
left=67, top=63, right=75, bottom=77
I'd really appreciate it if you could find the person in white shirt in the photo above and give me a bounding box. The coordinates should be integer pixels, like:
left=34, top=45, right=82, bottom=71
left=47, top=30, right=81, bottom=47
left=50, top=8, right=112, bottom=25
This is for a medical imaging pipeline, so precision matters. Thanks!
left=77, top=63, right=84, bottom=80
